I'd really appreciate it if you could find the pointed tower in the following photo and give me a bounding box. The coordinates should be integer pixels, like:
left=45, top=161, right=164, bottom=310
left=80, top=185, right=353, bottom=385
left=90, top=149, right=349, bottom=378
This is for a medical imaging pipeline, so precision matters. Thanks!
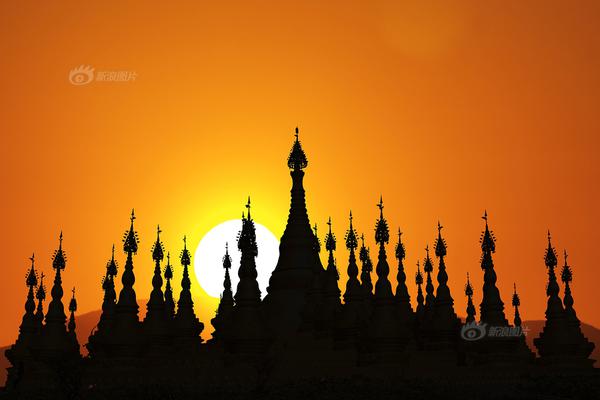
left=394, top=228, right=413, bottom=323
left=335, top=211, right=366, bottom=343
left=230, top=198, right=268, bottom=353
left=478, top=211, right=508, bottom=326
left=67, top=287, right=79, bottom=350
left=35, top=271, right=46, bottom=330
left=164, top=253, right=175, bottom=320
left=423, top=245, right=436, bottom=316
left=534, top=242, right=594, bottom=367
left=265, top=128, right=318, bottom=336
left=465, top=273, right=476, bottom=324
left=315, top=217, right=341, bottom=333
left=4, top=254, right=39, bottom=389
left=174, top=236, right=204, bottom=348
left=211, top=243, right=235, bottom=343
left=429, top=222, right=460, bottom=346
left=143, top=225, right=169, bottom=345
left=111, top=210, right=141, bottom=355
left=415, top=261, right=425, bottom=323
left=87, top=246, right=118, bottom=357
left=512, top=284, right=521, bottom=328
left=359, top=234, right=374, bottom=305
left=365, top=197, right=405, bottom=359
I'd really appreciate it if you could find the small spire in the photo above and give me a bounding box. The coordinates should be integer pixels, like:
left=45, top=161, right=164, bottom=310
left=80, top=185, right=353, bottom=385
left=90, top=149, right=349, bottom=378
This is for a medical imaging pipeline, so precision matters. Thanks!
left=223, top=243, right=232, bottom=270
left=325, top=217, right=336, bottom=252
left=180, top=235, right=191, bottom=267
left=512, top=283, right=520, bottom=307
left=415, top=261, right=423, bottom=286
left=395, top=228, right=405, bottom=260
left=164, top=252, right=173, bottom=280
left=26, top=253, right=38, bottom=288
left=69, top=287, right=77, bottom=313
left=107, top=244, right=118, bottom=277
left=545, top=230, right=558, bottom=269
left=561, top=249, right=572, bottom=284
left=375, top=197, right=389, bottom=245
left=423, top=245, right=433, bottom=273
left=123, top=209, right=139, bottom=254
left=246, top=196, right=252, bottom=219
left=345, top=211, right=358, bottom=251
left=152, top=225, right=164, bottom=262
left=52, top=232, right=67, bottom=271
left=287, top=127, right=308, bottom=170
left=465, top=272, right=473, bottom=297
left=36, top=272, right=46, bottom=301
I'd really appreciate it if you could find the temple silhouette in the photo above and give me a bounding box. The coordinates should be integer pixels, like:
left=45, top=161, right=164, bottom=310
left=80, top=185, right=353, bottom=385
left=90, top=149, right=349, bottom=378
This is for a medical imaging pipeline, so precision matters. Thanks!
left=3, top=128, right=597, bottom=399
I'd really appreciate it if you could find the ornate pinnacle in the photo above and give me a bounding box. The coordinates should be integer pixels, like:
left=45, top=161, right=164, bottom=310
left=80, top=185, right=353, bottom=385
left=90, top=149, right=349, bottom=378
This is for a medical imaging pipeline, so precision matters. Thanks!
left=107, top=244, right=118, bottom=277
left=544, top=230, right=558, bottom=269
left=423, top=245, right=433, bottom=273
left=152, top=225, right=164, bottom=262
left=36, top=272, right=46, bottom=301
left=512, top=283, right=520, bottom=307
left=375, top=196, right=389, bottom=245
left=164, top=252, right=173, bottom=280
left=435, top=221, right=447, bottom=257
left=180, top=236, right=191, bottom=267
left=561, top=249, right=572, bottom=283
left=480, top=211, right=496, bottom=254
left=345, top=211, right=358, bottom=250
left=52, top=232, right=66, bottom=271
left=415, top=261, right=423, bottom=286
left=395, top=228, right=405, bottom=260
left=69, top=287, right=77, bottom=313
left=325, top=217, right=336, bottom=252
left=123, top=209, right=139, bottom=254
left=287, top=127, right=308, bottom=170
left=313, top=224, right=321, bottom=253
left=246, top=196, right=252, bottom=220
left=465, top=272, right=473, bottom=297
left=26, top=253, right=38, bottom=288
left=223, top=243, right=232, bottom=270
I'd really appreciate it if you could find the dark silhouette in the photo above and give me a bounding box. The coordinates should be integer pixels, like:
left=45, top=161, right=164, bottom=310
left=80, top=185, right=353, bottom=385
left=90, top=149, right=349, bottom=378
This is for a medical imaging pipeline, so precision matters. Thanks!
left=2, top=129, right=597, bottom=399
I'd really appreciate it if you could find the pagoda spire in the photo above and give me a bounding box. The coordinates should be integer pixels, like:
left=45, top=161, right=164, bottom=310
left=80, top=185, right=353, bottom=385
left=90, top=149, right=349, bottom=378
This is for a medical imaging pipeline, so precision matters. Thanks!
left=478, top=211, right=508, bottom=326
left=561, top=250, right=576, bottom=324
left=512, top=283, right=521, bottom=327
left=22, top=254, right=38, bottom=336
left=315, top=217, right=341, bottom=332
left=164, top=253, right=175, bottom=319
left=35, top=271, right=46, bottom=329
left=211, top=243, right=235, bottom=343
left=144, top=224, right=168, bottom=343
left=534, top=235, right=594, bottom=366
left=430, top=221, right=460, bottom=342
left=368, top=196, right=405, bottom=354
left=45, top=233, right=67, bottom=329
left=4, top=254, right=39, bottom=389
left=265, top=128, right=317, bottom=336
left=395, top=227, right=413, bottom=321
left=174, top=236, right=204, bottom=346
left=230, top=200, right=267, bottom=353
left=359, top=233, right=374, bottom=301
left=423, top=245, right=435, bottom=310
left=415, top=261, right=425, bottom=320
left=343, top=212, right=362, bottom=303
left=68, top=287, right=77, bottom=335
left=465, top=273, right=476, bottom=323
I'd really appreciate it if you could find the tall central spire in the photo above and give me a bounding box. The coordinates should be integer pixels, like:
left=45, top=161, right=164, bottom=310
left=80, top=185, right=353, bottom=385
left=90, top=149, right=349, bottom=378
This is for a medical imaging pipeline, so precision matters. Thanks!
left=265, top=128, right=318, bottom=336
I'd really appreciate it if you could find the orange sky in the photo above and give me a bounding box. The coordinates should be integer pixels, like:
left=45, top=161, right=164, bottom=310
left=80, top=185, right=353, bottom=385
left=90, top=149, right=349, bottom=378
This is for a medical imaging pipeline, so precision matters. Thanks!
left=1, top=0, right=599, bottom=345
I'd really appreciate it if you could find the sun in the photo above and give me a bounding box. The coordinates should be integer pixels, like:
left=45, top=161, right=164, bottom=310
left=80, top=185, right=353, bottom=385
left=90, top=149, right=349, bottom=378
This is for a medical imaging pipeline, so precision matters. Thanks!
left=193, top=219, right=279, bottom=299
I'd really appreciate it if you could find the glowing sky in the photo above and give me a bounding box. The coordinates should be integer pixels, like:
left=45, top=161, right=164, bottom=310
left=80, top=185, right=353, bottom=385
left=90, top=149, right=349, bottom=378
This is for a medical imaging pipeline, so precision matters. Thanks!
left=1, top=1, right=600, bottom=345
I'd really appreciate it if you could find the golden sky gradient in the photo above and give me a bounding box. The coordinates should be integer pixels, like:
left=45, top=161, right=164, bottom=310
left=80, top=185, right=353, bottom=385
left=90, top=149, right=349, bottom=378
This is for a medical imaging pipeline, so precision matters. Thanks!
left=1, top=0, right=599, bottom=345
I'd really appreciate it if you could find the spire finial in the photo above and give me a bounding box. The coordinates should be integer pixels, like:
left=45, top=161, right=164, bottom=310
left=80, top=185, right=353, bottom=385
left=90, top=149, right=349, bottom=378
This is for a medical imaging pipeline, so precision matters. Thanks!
left=130, top=209, right=136, bottom=223
left=30, top=253, right=35, bottom=265
left=246, top=196, right=251, bottom=219
left=438, top=220, right=443, bottom=233
left=287, top=127, right=308, bottom=170
left=377, top=196, right=384, bottom=216
left=483, top=210, right=488, bottom=224
left=180, top=236, right=191, bottom=267
left=398, top=228, right=402, bottom=238
left=59, top=231, right=63, bottom=247
left=327, top=217, right=332, bottom=230
left=295, top=126, right=299, bottom=140
left=349, top=210, right=353, bottom=223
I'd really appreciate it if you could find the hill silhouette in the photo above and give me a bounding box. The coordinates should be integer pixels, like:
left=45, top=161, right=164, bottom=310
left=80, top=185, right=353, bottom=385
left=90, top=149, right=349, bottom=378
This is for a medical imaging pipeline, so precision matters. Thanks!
left=2, top=314, right=598, bottom=387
